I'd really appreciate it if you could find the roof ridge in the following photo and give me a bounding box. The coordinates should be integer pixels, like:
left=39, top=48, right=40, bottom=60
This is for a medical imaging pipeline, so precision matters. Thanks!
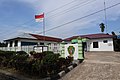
left=29, top=33, right=62, bottom=39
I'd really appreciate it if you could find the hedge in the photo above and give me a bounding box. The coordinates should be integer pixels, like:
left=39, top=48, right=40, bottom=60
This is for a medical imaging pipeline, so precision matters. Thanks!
left=0, top=50, right=73, bottom=78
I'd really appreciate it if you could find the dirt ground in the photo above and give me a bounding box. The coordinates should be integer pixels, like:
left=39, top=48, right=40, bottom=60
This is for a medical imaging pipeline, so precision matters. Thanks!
left=61, top=52, right=120, bottom=80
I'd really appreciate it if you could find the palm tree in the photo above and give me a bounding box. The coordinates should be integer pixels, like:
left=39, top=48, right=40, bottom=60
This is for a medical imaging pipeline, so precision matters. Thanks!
left=111, top=31, right=116, bottom=35
left=99, top=23, right=105, bottom=33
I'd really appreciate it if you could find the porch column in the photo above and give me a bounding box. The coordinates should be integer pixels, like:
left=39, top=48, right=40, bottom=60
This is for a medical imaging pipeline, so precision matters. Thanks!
left=7, top=42, right=10, bottom=47
left=18, top=41, right=21, bottom=47
left=12, top=41, right=15, bottom=51
left=12, top=41, right=15, bottom=47
left=18, top=41, right=21, bottom=51
left=7, top=42, right=10, bottom=51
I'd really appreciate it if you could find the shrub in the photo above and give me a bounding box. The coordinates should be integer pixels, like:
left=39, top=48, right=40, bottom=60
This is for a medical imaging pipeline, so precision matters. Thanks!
left=0, top=50, right=74, bottom=78
left=8, top=54, right=28, bottom=68
left=0, top=51, right=15, bottom=58
left=40, top=53, right=60, bottom=75
left=42, top=53, right=60, bottom=64
left=65, top=56, right=73, bottom=67
left=42, top=51, right=54, bottom=55
left=57, top=58, right=66, bottom=70
left=32, top=51, right=54, bottom=60
left=0, top=50, right=5, bottom=58
left=33, top=53, right=45, bottom=59
left=4, top=51, right=16, bottom=58
left=30, top=51, right=36, bottom=55
left=16, top=51, right=27, bottom=55
left=0, top=51, right=16, bottom=67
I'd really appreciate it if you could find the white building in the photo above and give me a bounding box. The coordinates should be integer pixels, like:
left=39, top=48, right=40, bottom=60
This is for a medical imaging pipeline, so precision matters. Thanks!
left=1, top=33, right=115, bottom=53
left=64, top=33, right=115, bottom=52
left=3, top=33, right=62, bottom=53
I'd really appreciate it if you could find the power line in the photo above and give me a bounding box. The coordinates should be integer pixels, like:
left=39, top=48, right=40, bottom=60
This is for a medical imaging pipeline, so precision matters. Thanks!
left=109, top=27, right=120, bottom=33
left=43, top=0, right=96, bottom=29
left=1, top=1, right=120, bottom=38
left=0, top=0, right=83, bottom=36
left=46, top=0, right=78, bottom=14
left=38, top=2, right=120, bottom=34
left=47, top=0, right=96, bottom=18
left=43, top=0, right=96, bottom=28
left=0, top=0, right=94, bottom=36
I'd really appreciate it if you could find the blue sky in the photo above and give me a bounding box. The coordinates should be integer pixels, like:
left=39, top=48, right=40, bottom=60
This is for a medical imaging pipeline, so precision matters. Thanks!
left=0, top=0, right=120, bottom=41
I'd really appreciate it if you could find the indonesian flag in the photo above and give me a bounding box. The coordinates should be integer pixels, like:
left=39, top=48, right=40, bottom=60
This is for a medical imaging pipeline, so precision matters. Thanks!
left=35, top=13, right=44, bottom=22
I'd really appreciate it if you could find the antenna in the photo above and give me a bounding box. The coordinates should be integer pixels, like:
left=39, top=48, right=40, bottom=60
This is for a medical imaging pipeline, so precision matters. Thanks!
left=104, top=0, right=107, bottom=33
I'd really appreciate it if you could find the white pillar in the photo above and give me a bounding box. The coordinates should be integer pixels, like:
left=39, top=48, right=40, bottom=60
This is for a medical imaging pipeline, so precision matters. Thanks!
left=18, top=41, right=21, bottom=47
left=11, top=41, right=15, bottom=51
left=7, top=42, right=10, bottom=51
left=17, top=41, right=21, bottom=51
left=7, top=42, right=10, bottom=47
left=12, top=41, right=15, bottom=47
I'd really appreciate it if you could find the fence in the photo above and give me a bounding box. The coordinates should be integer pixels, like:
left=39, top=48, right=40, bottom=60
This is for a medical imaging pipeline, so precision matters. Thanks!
left=0, top=46, right=60, bottom=54
left=0, top=46, right=34, bottom=53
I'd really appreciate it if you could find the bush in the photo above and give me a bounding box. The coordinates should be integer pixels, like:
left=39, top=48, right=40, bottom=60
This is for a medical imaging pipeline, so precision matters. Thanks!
left=42, top=53, right=60, bottom=64
left=0, top=51, right=16, bottom=67
left=42, top=51, right=54, bottom=55
left=30, top=51, right=36, bottom=55
left=39, top=53, right=60, bottom=75
left=0, top=50, right=6, bottom=60
left=0, top=51, right=15, bottom=58
left=33, top=53, right=45, bottom=59
left=16, top=51, right=27, bottom=55
left=66, top=56, right=73, bottom=66
left=0, top=50, right=74, bottom=78
left=8, top=53, right=28, bottom=68
left=57, top=58, right=66, bottom=70
left=32, top=51, right=54, bottom=60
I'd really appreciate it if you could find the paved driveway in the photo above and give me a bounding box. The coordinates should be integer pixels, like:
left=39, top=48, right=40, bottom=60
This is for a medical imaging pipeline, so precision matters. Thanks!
left=61, top=52, right=120, bottom=80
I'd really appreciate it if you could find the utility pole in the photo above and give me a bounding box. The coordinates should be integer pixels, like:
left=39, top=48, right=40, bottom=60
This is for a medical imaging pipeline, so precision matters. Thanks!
left=104, top=0, right=107, bottom=33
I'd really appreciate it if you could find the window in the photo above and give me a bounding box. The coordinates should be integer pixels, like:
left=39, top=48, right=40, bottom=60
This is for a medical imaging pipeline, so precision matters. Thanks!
left=10, top=41, right=13, bottom=47
left=103, top=40, right=108, bottom=43
left=49, top=47, right=51, bottom=50
left=54, top=47, right=57, bottom=49
left=93, top=42, right=99, bottom=48
left=54, top=43, right=57, bottom=46
left=21, top=42, right=37, bottom=46
left=14, top=40, right=18, bottom=47
left=72, top=42, right=77, bottom=44
left=47, top=43, right=51, bottom=45
left=40, top=43, right=44, bottom=45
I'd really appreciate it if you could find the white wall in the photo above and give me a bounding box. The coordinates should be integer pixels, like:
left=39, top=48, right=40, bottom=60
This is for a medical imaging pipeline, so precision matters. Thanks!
left=6, top=39, right=61, bottom=53
left=87, top=38, right=114, bottom=51
left=65, top=44, right=78, bottom=60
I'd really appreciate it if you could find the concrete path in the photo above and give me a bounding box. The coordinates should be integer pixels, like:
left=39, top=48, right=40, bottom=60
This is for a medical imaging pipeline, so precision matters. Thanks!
left=61, top=52, right=120, bottom=80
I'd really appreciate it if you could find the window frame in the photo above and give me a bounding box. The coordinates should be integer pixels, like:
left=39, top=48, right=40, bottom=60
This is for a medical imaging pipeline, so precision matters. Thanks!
left=103, top=40, right=108, bottom=43
left=93, top=42, right=99, bottom=48
left=10, top=41, right=13, bottom=47
left=14, top=40, right=18, bottom=47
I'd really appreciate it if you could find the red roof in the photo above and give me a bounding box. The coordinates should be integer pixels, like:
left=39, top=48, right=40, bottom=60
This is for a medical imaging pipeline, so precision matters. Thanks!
left=64, top=36, right=79, bottom=41
left=64, top=33, right=114, bottom=41
left=30, top=34, right=62, bottom=42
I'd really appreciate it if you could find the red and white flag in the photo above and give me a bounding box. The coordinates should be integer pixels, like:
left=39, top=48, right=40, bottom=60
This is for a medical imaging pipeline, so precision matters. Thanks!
left=35, top=13, right=44, bottom=22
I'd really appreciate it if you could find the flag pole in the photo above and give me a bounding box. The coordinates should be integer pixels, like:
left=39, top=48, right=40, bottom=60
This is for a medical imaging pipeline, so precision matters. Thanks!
left=43, top=13, right=45, bottom=43
left=35, top=13, right=45, bottom=44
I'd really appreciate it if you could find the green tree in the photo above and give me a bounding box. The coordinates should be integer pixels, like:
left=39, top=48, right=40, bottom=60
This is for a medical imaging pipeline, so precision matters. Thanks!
left=0, top=42, right=7, bottom=47
left=111, top=31, right=116, bottom=35
left=99, top=23, right=105, bottom=32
